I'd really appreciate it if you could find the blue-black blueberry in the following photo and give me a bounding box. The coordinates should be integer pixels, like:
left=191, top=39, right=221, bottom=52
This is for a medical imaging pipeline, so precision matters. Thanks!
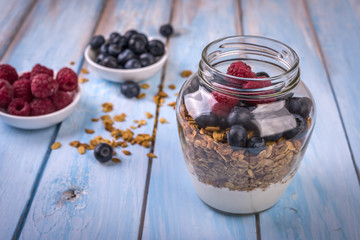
left=102, top=56, right=118, bottom=68
left=283, top=114, right=307, bottom=139
left=195, top=113, right=218, bottom=129
left=286, top=97, right=312, bottom=118
left=108, top=44, right=122, bottom=57
left=227, top=106, right=251, bottom=126
left=94, top=143, right=113, bottom=163
left=159, top=24, right=174, bottom=37
left=90, top=35, right=105, bottom=50
left=147, top=40, right=165, bottom=56
left=120, top=81, right=140, bottom=98
left=124, top=58, right=141, bottom=69
left=247, top=137, right=266, bottom=154
left=117, top=49, right=136, bottom=65
left=227, top=125, right=247, bottom=147
left=139, top=53, right=155, bottom=67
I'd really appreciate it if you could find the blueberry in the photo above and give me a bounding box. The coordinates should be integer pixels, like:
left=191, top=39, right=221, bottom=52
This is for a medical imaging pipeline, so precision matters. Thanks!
left=154, top=56, right=162, bottom=62
left=227, top=125, right=247, bottom=147
left=124, top=29, right=138, bottom=41
left=195, top=113, right=218, bottom=129
left=283, top=114, right=307, bottom=139
left=94, top=143, right=113, bottom=163
left=147, top=40, right=165, bottom=56
left=96, top=53, right=106, bottom=64
left=247, top=137, right=266, bottom=155
left=264, top=133, right=282, bottom=142
left=124, top=58, right=141, bottom=69
left=219, top=117, right=229, bottom=129
left=117, top=36, right=128, bottom=49
left=90, top=35, right=105, bottom=50
left=117, top=49, right=136, bottom=65
left=120, top=81, right=140, bottom=98
left=227, top=107, right=251, bottom=126
left=100, top=43, right=109, bottom=54
left=139, top=53, right=155, bottom=67
left=159, top=24, right=174, bottom=37
left=133, top=33, right=148, bottom=45
left=102, top=56, right=118, bottom=68
left=128, top=36, right=147, bottom=54
left=109, top=32, right=121, bottom=44
left=256, top=72, right=270, bottom=77
left=286, top=97, right=312, bottom=118
left=108, top=44, right=122, bottom=57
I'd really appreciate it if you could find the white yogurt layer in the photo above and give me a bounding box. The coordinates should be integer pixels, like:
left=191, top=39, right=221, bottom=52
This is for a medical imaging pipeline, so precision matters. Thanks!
left=189, top=174, right=293, bottom=214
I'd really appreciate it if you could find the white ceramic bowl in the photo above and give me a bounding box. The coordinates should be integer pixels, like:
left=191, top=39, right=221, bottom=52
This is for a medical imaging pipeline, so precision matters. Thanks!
left=0, top=86, right=81, bottom=129
left=84, top=44, right=168, bottom=83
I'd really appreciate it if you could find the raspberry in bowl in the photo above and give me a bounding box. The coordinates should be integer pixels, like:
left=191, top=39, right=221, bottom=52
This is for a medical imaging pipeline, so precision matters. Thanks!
left=0, top=64, right=81, bottom=129
left=84, top=30, right=168, bottom=83
left=176, top=36, right=315, bottom=214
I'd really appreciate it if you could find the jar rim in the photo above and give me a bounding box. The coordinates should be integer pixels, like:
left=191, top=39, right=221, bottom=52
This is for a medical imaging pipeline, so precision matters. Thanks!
left=201, top=35, right=299, bottom=82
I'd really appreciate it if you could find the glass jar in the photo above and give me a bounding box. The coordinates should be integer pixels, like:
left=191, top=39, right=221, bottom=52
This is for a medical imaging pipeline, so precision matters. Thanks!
left=175, top=36, right=315, bottom=214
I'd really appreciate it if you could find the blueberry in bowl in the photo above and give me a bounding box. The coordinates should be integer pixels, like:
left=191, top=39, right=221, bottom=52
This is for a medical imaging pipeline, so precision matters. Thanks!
left=84, top=30, right=168, bottom=83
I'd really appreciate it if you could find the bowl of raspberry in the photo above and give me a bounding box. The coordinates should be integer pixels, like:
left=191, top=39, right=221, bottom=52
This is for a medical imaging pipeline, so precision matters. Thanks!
left=0, top=64, right=81, bottom=129
left=84, top=30, right=168, bottom=83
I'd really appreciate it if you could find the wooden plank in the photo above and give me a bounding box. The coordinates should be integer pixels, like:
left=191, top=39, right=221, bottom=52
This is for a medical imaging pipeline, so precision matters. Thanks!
left=242, top=0, right=360, bottom=239
left=19, top=0, right=171, bottom=239
left=306, top=0, right=360, bottom=175
left=0, top=0, right=105, bottom=239
left=0, top=0, right=36, bottom=58
left=143, top=0, right=257, bottom=239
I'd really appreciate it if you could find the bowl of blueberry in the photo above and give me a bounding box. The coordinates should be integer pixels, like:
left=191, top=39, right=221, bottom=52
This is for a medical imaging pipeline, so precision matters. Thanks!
left=85, top=29, right=168, bottom=83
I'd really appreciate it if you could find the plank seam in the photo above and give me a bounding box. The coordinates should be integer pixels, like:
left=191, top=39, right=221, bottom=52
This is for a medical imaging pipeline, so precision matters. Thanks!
left=11, top=0, right=109, bottom=238
left=0, top=0, right=39, bottom=61
left=302, top=0, right=360, bottom=183
left=235, top=0, right=244, bottom=35
left=255, top=213, right=262, bottom=240
left=137, top=0, right=178, bottom=239
left=12, top=124, right=62, bottom=240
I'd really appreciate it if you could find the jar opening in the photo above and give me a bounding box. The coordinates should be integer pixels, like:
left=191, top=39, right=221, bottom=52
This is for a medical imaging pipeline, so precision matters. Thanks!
left=199, top=35, right=300, bottom=99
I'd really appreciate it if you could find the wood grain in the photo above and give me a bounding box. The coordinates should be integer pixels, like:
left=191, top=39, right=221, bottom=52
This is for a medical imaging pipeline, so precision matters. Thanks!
left=306, top=0, right=360, bottom=175
left=143, top=0, right=257, bottom=239
left=19, top=0, right=171, bottom=239
left=0, top=0, right=104, bottom=239
left=242, top=0, right=360, bottom=239
left=0, top=0, right=37, bottom=58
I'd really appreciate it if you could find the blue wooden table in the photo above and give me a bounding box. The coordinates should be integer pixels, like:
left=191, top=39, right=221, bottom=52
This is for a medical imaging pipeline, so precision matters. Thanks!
left=1, top=0, right=360, bottom=239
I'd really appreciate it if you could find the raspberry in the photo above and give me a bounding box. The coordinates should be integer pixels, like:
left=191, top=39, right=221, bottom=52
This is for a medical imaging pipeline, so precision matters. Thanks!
left=243, top=78, right=275, bottom=104
left=30, top=64, right=54, bottom=81
left=0, top=64, right=18, bottom=84
left=56, top=67, right=78, bottom=91
left=0, top=79, right=13, bottom=109
left=210, top=90, right=239, bottom=117
left=50, top=91, right=73, bottom=110
left=19, top=72, right=31, bottom=80
left=13, top=78, right=33, bottom=102
left=30, top=98, right=55, bottom=116
left=7, top=98, right=30, bottom=116
left=227, top=61, right=256, bottom=79
left=31, top=74, right=59, bottom=98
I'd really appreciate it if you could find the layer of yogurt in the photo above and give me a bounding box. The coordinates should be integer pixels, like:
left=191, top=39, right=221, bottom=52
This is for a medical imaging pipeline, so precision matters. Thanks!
left=189, top=174, right=293, bottom=214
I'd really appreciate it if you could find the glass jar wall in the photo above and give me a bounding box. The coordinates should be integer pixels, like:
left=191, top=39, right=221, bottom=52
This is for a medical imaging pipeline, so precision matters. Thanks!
left=175, top=36, right=315, bottom=214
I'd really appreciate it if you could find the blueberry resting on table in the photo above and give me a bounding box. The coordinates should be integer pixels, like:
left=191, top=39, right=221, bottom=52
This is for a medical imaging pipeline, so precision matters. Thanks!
left=227, top=125, right=247, bottom=147
left=283, top=114, right=307, bottom=139
left=90, top=35, right=105, bottom=50
left=159, top=24, right=174, bottom=37
left=120, top=81, right=140, bottom=98
left=94, top=143, right=113, bottom=163
left=286, top=97, right=312, bottom=118
left=247, top=137, right=266, bottom=154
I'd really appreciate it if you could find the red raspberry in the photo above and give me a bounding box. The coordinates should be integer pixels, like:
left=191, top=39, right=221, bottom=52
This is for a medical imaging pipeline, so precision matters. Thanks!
left=227, top=61, right=256, bottom=79
left=30, top=97, right=55, bottom=116
left=0, top=64, right=18, bottom=84
left=31, top=74, right=59, bottom=98
left=13, top=78, right=33, bottom=102
left=210, top=90, right=239, bottom=117
left=30, top=64, right=54, bottom=81
left=19, top=72, right=31, bottom=80
left=0, top=79, right=13, bottom=109
left=243, top=77, right=275, bottom=104
left=56, top=67, right=78, bottom=91
left=50, top=90, right=73, bottom=110
left=7, top=98, right=30, bottom=116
